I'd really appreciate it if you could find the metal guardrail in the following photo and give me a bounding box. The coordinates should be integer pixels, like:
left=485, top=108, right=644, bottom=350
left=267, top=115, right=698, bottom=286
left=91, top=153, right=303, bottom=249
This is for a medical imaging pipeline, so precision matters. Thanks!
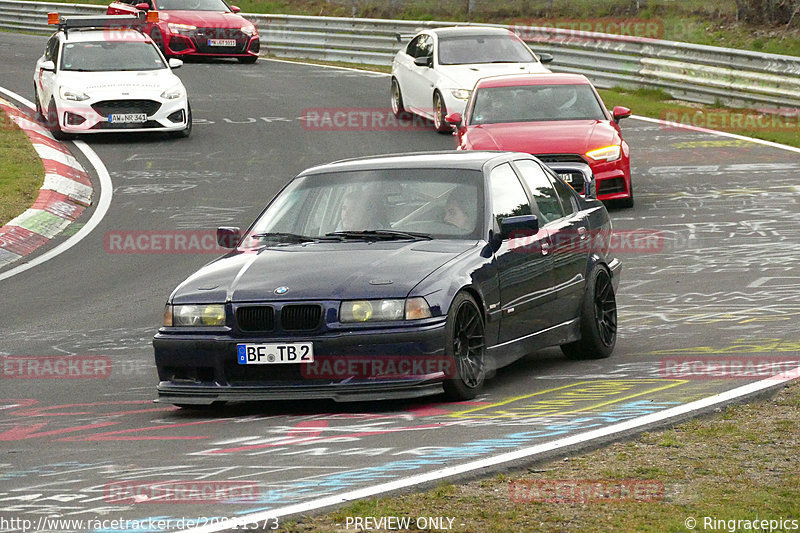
left=3, top=1, right=799, bottom=111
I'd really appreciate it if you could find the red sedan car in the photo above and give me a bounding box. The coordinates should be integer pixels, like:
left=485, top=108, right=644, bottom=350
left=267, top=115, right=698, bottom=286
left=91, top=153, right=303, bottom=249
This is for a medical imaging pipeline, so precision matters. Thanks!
left=447, top=73, right=633, bottom=207
left=107, top=0, right=259, bottom=63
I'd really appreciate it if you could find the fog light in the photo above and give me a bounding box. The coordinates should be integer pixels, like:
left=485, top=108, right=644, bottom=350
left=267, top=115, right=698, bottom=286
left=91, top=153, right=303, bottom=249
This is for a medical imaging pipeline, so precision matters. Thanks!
left=167, top=109, right=185, bottom=123
left=65, top=112, right=85, bottom=126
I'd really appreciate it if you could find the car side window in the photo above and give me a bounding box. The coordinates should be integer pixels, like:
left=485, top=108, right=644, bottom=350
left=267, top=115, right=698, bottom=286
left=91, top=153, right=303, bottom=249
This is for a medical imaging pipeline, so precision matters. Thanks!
left=417, top=35, right=433, bottom=59
left=44, top=37, right=58, bottom=62
left=406, top=36, right=421, bottom=58
left=513, top=159, right=564, bottom=224
left=489, top=163, right=532, bottom=229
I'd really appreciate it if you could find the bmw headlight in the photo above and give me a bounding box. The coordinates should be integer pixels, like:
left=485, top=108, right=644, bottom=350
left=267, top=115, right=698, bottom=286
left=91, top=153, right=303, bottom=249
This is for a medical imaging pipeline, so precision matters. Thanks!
left=168, top=22, right=196, bottom=33
left=59, top=86, right=89, bottom=101
left=339, top=297, right=431, bottom=323
left=450, top=89, right=471, bottom=100
left=241, top=25, right=257, bottom=36
left=160, top=84, right=185, bottom=100
left=586, top=145, right=622, bottom=162
left=165, top=304, right=226, bottom=326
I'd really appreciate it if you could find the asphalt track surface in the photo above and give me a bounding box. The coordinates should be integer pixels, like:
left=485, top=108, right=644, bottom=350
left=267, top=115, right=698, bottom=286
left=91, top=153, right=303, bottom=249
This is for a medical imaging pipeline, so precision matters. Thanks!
left=1, top=31, right=800, bottom=532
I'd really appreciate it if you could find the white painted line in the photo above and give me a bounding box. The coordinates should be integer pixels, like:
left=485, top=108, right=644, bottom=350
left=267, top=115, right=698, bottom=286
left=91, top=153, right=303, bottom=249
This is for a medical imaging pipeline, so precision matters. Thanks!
left=0, top=87, right=112, bottom=283
left=185, top=369, right=799, bottom=532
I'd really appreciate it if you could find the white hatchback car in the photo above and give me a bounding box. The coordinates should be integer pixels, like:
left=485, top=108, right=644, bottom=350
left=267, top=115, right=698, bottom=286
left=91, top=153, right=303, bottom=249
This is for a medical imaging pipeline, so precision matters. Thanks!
left=391, top=26, right=552, bottom=132
left=34, top=14, right=191, bottom=139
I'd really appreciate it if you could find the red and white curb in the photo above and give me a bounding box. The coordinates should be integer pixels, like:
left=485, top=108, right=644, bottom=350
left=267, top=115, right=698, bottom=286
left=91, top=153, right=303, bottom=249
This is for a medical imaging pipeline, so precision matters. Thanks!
left=0, top=96, right=92, bottom=268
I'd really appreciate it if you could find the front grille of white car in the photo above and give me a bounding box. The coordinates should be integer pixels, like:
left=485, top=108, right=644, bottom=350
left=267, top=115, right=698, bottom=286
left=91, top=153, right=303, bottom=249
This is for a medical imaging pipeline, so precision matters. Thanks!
left=92, top=99, right=162, bottom=116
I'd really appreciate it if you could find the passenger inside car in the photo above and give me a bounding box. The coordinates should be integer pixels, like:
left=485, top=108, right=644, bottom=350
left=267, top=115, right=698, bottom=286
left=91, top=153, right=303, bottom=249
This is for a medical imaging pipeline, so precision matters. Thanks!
left=443, top=186, right=477, bottom=233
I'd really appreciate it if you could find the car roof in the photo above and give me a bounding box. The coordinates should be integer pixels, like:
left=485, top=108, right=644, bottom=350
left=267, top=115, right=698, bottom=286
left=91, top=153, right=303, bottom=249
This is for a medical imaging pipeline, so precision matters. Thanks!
left=298, top=151, right=528, bottom=175
left=475, top=73, right=592, bottom=89
left=428, top=26, right=513, bottom=38
left=60, top=28, right=150, bottom=43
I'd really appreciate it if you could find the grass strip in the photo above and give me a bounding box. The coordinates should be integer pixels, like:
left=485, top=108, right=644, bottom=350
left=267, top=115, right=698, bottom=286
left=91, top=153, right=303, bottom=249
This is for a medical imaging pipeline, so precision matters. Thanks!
left=279, top=380, right=800, bottom=532
left=0, top=107, right=45, bottom=226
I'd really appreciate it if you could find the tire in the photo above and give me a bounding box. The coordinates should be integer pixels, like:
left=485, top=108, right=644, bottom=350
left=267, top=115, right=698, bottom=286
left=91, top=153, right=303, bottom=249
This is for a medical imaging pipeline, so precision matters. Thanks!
left=34, top=84, right=43, bottom=121
left=151, top=27, right=167, bottom=56
left=390, top=77, right=405, bottom=117
left=171, top=103, right=192, bottom=138
left=237, top=55, right=258, bottom=64
left=432, top=90, right=450, bottom=133
left=442, top=292, right=487, bottom=400
left=561, top=265, right=617, bottom=360
left=615, top=181, right=634, bottom=208
left=45, top=101, right=67, bottom=140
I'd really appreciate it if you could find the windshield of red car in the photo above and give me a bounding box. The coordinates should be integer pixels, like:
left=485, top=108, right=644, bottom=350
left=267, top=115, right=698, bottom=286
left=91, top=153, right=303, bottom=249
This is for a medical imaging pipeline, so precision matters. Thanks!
left=438, top=34, right=535, bottom=65
left=61, top=41, right=166, bottom=71
left=154, top=0, right=231, bottom=11
left=469, top=84, right=607, bottom=124
left=244, top=168, right=486, bottom=243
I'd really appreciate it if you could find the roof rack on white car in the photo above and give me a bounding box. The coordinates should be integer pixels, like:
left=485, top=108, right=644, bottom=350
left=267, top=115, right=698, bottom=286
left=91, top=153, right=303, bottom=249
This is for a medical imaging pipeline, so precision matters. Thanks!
left=47, top=12, right=158, bottom=35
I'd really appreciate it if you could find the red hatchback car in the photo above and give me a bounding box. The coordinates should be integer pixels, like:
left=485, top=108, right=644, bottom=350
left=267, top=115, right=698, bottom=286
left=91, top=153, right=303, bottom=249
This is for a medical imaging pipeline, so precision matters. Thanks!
left=107, top=0, right=259, bottom=63
left=447, top=73, right=633, bottom=207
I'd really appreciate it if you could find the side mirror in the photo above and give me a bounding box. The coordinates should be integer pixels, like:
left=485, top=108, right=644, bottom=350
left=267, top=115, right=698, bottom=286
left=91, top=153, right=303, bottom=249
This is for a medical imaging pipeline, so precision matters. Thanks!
left=538, top=52, right=554, bottom=64
left=612, top=106, right=631, bottom=122
left=40, top=60, right=55, bottom=72
left=445, top=112, right=462, bottom=126
left=217, top=227, right=241, bottom=248
left=229, top=5, right=241, bottom=12
left=168, top=58, right=183, bottom=69
left=500, top=215, right=539, bottom=240
left=413, top=55, right=432, bottom=68
left=135, top=2, right=150, bottom=10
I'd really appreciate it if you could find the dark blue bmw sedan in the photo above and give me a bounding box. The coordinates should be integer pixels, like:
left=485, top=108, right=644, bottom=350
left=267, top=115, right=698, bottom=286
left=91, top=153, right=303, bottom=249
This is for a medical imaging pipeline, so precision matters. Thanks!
left=154, top=151, right=621, bottom=406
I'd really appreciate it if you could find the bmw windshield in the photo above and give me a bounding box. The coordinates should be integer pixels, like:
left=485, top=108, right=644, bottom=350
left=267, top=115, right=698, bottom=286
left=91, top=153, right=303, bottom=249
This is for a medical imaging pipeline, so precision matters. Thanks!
left=243, top=168, right=485, bottom=246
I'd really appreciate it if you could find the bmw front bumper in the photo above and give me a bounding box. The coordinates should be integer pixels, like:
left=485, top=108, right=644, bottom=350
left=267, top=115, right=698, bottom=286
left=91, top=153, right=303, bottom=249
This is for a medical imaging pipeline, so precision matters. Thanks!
left=153, top=319, right=449, bottom=404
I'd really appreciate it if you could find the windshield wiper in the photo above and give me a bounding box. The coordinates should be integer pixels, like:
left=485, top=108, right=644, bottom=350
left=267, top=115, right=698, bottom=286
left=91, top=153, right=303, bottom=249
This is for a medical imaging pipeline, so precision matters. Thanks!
left=249, top=232, right=315, bottom=244
left=325, top=230, right=432, bottom=241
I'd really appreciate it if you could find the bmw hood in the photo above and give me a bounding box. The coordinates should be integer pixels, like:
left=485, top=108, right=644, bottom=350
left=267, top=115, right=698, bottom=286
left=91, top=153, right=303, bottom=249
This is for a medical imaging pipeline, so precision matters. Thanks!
left=437, top=62, right=550, bottom=90
left=170, top=240, right=475, bottom=304
left=463, top=120, right=620, bottom=154
left=60, top=70, right=182, bottom=100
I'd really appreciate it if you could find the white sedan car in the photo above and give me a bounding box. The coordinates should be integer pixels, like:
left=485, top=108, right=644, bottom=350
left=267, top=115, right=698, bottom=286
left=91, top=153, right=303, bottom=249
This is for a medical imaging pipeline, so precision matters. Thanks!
left=391, top=26, right=552, bottom=132
left=34, top=14, right=191, bottom=139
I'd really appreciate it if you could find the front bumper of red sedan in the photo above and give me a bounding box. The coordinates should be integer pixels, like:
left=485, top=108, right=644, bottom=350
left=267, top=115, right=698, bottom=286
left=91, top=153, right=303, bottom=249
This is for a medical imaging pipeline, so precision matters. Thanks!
left=163, top=30, right=260, bottom=59
left=592, top=160, right=631, bottom=202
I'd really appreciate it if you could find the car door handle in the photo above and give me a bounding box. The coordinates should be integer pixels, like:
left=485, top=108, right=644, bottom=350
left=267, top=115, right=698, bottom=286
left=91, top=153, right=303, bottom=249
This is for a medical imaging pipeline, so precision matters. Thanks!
left=577, top=226, right=588, bottom=240
left=540, top=241, right=550, bottom=255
